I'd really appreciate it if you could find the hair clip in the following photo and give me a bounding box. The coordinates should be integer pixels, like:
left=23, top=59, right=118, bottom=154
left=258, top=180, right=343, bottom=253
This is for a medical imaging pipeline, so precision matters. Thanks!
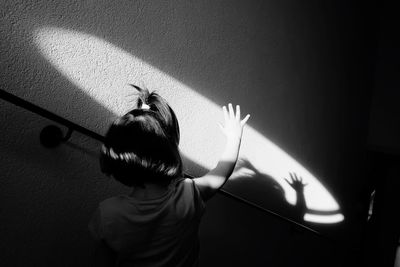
left=141, top=103, right=150, bottom=110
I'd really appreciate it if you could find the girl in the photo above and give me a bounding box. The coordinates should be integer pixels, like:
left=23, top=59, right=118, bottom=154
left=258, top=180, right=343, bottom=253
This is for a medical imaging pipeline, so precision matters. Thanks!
left=88, top=85, right=250, bottom=266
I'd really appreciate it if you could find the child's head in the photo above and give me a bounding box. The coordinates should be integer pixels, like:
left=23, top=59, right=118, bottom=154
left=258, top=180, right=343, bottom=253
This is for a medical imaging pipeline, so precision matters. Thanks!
left=100, top=85, right=182, bottom=187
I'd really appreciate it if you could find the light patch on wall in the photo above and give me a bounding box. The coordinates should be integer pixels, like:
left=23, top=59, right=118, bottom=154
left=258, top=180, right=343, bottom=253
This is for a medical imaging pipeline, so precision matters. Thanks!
left=34, top=26, right=343, bottom=224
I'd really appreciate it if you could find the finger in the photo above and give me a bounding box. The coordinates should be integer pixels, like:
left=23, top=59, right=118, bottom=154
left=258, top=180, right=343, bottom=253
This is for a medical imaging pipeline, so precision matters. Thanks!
left=236, top=105, right=241, bottom=120
left=284, top=178, right=290, bottom=185
left=240, top=114, right=250, bottom=126
left=289, top=172, right=294, bottom=180
left=228, top=103, right=234, bottom=119
left=222, top=106, right=229, bottom=122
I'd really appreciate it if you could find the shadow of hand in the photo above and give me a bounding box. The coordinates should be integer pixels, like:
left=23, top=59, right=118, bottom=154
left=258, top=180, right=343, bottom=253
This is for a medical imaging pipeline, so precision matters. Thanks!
left=283, top=172, right=308, bottom=222
left=284, top=172, right=307, bottom=193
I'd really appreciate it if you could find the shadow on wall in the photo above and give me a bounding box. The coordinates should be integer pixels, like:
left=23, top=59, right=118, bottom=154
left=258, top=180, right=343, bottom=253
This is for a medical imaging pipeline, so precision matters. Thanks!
left=31, top=26, right=343, bottom=225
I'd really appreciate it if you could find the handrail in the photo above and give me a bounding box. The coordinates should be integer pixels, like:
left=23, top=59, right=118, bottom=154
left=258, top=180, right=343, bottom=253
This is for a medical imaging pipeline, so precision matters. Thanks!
left=0, top=89, right=104, bottom=143
left=1, top=88, right=332, bottom=240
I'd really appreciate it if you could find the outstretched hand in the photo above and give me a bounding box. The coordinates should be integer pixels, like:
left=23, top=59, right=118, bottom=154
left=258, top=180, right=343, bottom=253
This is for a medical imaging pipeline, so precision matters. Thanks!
left=194, top=103, right=250, bottom=201
left=219, top=103, right=250, bottom=141
left=285, top=172, right=307, bottom=192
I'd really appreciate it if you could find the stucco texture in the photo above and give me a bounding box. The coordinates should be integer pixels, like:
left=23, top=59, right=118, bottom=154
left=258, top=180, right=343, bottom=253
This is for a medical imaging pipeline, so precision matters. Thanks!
left=0, top=1, right=373, bottom=266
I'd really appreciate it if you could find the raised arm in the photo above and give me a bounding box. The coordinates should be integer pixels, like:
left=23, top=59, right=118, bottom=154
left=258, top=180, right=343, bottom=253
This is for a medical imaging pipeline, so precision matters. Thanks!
left=193, top=103, right=250, bottom=201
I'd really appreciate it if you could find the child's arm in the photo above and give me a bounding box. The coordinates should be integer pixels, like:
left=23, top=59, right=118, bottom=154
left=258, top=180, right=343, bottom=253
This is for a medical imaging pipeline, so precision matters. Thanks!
left=193, top=103, right=250, bottom=201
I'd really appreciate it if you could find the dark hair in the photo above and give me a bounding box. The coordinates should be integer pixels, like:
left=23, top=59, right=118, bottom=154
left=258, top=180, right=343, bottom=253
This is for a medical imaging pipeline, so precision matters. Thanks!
left=100, top=85, right=183, bottom=187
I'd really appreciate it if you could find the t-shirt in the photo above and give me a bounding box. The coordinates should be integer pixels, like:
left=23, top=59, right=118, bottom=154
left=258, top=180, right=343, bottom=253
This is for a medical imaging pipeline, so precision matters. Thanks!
left=88, top=178, right=206, bottom=267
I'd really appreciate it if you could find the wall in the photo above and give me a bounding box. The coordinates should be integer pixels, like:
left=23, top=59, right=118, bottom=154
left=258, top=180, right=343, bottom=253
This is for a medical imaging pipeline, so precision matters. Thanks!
left=0, top=1, right=374, bottom=266
left=365, top=1, right=400, bottom=266
left=368, top=0, right=400, bottom=153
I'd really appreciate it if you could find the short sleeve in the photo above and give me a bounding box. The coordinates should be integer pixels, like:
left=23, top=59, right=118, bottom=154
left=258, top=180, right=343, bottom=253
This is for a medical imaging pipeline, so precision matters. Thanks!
left=88, top=208, right=105, bottom=241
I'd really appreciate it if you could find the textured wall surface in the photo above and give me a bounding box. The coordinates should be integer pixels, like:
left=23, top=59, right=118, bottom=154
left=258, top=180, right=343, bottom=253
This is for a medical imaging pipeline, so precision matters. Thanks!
left=0, top=0, right=374, bottom=266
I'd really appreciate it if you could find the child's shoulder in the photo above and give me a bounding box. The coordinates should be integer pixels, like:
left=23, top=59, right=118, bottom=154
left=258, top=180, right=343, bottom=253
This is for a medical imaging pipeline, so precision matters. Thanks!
left=98, top=195, right=129, bottom=214
left=100, top=195, right=125, bottom=205
left=174, top=177, right=197, bottom=190
left=177, top=177, right=192, bottom=184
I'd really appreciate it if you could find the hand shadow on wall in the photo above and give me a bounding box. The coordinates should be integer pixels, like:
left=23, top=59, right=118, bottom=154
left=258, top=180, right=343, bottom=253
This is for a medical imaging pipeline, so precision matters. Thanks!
left=224, top=157, right=308, bottom=224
